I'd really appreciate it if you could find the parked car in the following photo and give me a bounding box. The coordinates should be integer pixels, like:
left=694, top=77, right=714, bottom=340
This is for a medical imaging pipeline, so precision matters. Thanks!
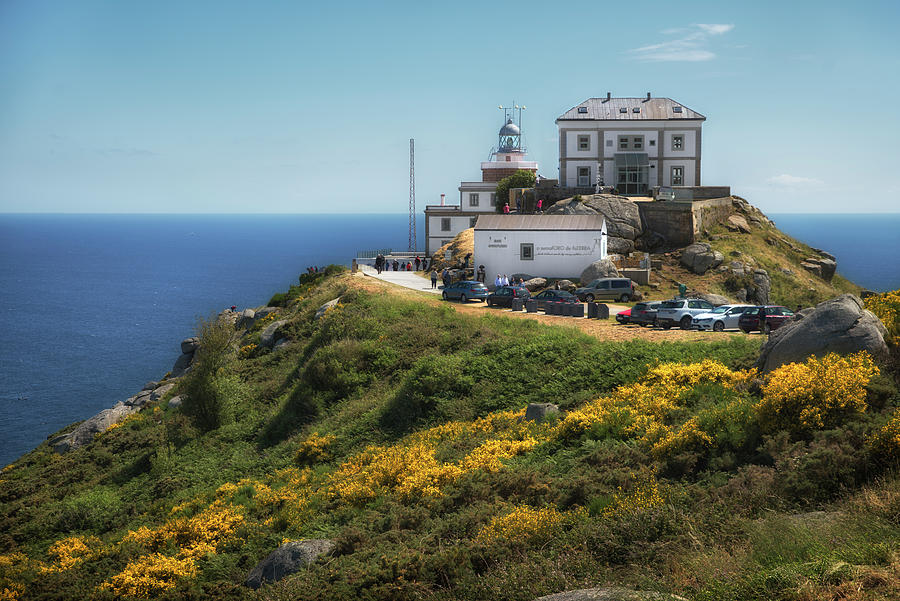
left=615, top=307, right=632, bottom=324
left=691, top=304, right=756, bottom=332
left=486, top=285, right=532, bottom=308
left=656, top=298, right=716, bottom=330
left=532, top=289, right=579, bottom=311
left=739, top=305, right=795, bottom=334
left=441, top=280, right=489, bottom=302
left=630, top=301, right=664, bottom=327
left=574, top=278, right=635, bottom=302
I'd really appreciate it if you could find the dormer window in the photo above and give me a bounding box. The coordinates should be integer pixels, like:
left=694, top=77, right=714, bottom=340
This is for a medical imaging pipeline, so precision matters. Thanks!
left=673, top=106, right=683, bottom=113
left=619, top=107, right=628, bottom=113
left=577, top=106, right=588, bottom=114
left=632, top=107, right=640, bottom=113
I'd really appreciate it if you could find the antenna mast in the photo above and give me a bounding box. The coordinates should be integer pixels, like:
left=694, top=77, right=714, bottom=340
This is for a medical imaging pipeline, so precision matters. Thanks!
left=409, top=138, right=416, bottom=252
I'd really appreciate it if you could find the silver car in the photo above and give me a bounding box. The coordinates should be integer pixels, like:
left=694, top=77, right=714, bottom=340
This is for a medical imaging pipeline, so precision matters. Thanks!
left=692, top=304, right=756, bottom=332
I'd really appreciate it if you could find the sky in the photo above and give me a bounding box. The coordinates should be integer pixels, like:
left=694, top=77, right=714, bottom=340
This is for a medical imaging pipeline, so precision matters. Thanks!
left=1, top=0, right=899, bottom=214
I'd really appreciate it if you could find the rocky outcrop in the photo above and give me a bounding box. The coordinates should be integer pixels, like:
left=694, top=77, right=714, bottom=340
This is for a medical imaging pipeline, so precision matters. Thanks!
left=697, top=293, right=732, bottom=307
left=524, top=403, right=559, bottom=422
left=751, top=269, right=771, bottom=305
left=680, top=243, right=723, bottom=275
left=536, top=587, right=688, bottom=601
left=522, top=277, right=547, bottom=292
left=260, top=320, right=289, bottom=348
left=757, top=294, right=889, bottom=372
left=580, top=259, right=619, bottom=285
left=170, top=351, right=194, bottom=378
left=50, top=403, right=139, bottom=453
left=180, top=337, right=200, bottom=354
left=556, top=279, right=576, bottom=292
left=315, top=298, right=341, bottom=320
left=801, top=257, right=836, bottom=282
left=726, top=214, right=751, bottom=233
left=168, top=395, right=185, bottom=409
left=245, top=539, right=335, bottom=590
left=546, top=194, right=642, bottom=255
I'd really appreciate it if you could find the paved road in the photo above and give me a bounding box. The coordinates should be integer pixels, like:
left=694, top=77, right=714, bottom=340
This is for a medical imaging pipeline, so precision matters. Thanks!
left=359, top=265, right=441, bottom=294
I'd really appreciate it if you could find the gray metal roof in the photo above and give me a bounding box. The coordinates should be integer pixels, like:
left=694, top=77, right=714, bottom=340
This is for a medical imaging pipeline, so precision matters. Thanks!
left=474, top=214, right=606, bottom=231
left=557, top=97, right=705, bottom=122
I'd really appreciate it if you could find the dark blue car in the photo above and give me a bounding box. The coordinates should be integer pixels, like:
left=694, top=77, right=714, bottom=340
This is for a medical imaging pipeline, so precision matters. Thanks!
left=486, top=285, right=531, bottom=307
left=442, top=280, right=489, bottom=302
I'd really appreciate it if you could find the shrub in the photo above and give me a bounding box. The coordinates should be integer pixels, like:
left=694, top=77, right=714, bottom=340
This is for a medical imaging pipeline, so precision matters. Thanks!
left=54, top=488, right=123, bottom=532
left=181, top=315, right=239, bottom=431
left=864, top=289, right=900, bottom=340
left=493, top=170, right=536, bottom=213
left=756, top=352, right=879, bottom=434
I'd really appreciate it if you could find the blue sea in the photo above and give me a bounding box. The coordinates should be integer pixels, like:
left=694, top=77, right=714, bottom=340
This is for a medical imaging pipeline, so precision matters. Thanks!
left=0, top=212, right=897, bottom=466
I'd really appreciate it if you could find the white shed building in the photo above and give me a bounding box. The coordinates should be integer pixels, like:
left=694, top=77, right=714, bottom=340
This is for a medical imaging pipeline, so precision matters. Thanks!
left=473, top=215, right=607, bottom=280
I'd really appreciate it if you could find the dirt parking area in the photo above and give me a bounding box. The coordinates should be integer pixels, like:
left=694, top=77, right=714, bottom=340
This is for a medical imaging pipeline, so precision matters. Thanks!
left=353, top=273, right=752, bottom=343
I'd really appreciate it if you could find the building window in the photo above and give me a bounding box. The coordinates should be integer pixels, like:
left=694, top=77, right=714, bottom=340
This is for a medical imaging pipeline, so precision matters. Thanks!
left=469, top=193, right=479, bottom=207
left=520, top=243, right=534, bottom=261
left=470, top=217, right=478, bottom=228
left=441, top=218, right=451, bottom=231
left=649, top=139, right=656, bottom=146
left=632, top=136, right=644, bottom=150
left=606, top=139, right=613, bottom=147
left=578, top=135, right=590, bottom=151
left=505, top=156, right=511, bottom=162
left=578, top=166, right=591, bottom=187
left=490, top=193, right=496, bottom=205
left=671, top=166, right=684, bottom=186
left=618, top=136, right=629, bottom=150
left=672, top=135, right=684, bottom=151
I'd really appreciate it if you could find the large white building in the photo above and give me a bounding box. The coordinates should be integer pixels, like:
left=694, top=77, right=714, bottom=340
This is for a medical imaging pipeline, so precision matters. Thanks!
left=473, top=214, right=607, bottom=280
left=424, top=110, right=538, bottom=255
left=556, top=93, right=705, bottom=195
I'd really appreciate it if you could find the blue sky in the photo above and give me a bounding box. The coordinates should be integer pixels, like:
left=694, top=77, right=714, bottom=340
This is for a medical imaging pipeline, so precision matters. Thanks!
left=1, top=0, right=898, bottom=214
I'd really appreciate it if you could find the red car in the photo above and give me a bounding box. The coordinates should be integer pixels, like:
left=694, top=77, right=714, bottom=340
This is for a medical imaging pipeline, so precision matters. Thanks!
left=615, top=307, right=632, bottom=324
left=738, top=305, right=795, bottom=334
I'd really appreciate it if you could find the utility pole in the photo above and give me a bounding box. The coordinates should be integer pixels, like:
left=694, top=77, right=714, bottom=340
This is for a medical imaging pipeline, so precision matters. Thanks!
left=409, top=138, right=416, bottom=252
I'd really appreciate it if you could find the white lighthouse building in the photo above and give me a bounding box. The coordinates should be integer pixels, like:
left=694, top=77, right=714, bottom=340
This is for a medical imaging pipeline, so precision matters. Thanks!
left=424, top=106, right=538, bottom=255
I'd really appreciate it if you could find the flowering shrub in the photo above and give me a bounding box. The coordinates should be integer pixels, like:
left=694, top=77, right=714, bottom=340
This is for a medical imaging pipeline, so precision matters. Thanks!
left=239, top=343, right=257, bottom=358
left=869, top=409, right=900, bottom=460
left=600, top=477, right=665, bottom=519
left=40, top=536, right=102, bottom=572
left=295, top=432, right=337, bottom=465
left=756, top=352, right=878, bottom=433
left=122, top=500, right=244, bottom=559
left=476, top=505, right=584, bottom=544
left=100, top=553, right=197, bottom=598
left=864, top=289, right=900, bottom=339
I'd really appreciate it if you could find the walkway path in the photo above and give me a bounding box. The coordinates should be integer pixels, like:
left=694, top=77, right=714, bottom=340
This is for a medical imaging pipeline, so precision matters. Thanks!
left=358, top=265, right=440, bottom=294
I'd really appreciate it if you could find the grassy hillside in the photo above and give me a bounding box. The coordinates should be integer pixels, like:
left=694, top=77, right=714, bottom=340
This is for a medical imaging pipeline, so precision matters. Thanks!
left=2, top=272, right=899, bottom=601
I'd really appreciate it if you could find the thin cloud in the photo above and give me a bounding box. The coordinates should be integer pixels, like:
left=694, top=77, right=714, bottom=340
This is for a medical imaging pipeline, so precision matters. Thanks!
left=767, top=174, right=824, bottom=187
left=628, top=23, right=734, bottom=62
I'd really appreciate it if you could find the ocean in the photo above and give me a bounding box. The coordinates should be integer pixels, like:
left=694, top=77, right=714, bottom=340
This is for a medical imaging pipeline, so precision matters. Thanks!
left=0, top=212, right=897, bottom=466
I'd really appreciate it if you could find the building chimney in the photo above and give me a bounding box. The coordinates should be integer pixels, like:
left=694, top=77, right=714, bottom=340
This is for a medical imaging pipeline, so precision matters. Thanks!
left=606, top=92, right=611, bottom=102
left=440, top=193, right=445, bottom=206
left=646, top=92, right=651, bottom=101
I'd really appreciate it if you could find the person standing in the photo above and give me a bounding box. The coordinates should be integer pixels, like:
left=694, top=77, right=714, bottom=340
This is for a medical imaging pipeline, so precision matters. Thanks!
left=536, top=198, right=543, bottom=214
left=495, top=274, right=502, bottom=288
left=393, top=259, right=399, bottom=271
left=515, top=197, right=521, bottom=213
left=430, top=269, right=438, bottom=289
left=442, top=268, right=450, bottom=288
left=477, top=265, right=486, bottom=283
left=415, top=256, right=421, bottom=271
left=501, top=274, right=509, bottom=287
left=757, top=307, right=767, bottom=334
left=406, top=261, right=412, bottom=271
left=503, top=202, right=510, bottom=214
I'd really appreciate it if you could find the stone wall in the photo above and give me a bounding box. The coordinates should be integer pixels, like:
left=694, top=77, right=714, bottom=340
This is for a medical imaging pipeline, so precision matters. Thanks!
left=692, top=197, right=734, bottom=235
left=673, top=186, right=731, bottom=201
left=638, top=202, right=696, bottom=247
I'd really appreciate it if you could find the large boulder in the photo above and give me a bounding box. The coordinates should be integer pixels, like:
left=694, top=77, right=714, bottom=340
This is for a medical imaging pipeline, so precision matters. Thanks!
left=580, top=259, right=620, bottom=285
left=756, top=294, right=889, bottom=372
left=51, top=402, right=139, bottom=453
left=524, top=403, right=559, bottom=422
left=260, top=320, right=289, bottom=348
left=557, top=279, right=576, bottom=292
left=522, top=277, right=547, bottom=292
left=607, top=237, right=636, bottom=255
left=536, top=587, right=687, bottom=601
left=750, top=269, right=770, bottom=305
left=697, top=293, right=733, bottom=307
left=680, top=243, right=723, bottom=275
left=170, top=352, right=194, bottom=378
left=150, top=382, right=175, bottom=403
left=245, top=539, right=335, bottom=589
left=180, top=337, right=200, bottom=354
left=546, top=194, right=642, bottom=256
left=726, top=214, right=751, bottom=233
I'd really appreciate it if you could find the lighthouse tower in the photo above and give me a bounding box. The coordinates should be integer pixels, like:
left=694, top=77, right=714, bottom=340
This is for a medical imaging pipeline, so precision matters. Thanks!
left=480, top=107, right=538, bottom=182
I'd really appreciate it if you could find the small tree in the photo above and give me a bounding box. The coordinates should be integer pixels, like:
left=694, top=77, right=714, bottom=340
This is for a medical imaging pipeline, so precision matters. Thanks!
left=181, top=314, right=240, bottom=431
left=494, top=170, right=537, bottom=213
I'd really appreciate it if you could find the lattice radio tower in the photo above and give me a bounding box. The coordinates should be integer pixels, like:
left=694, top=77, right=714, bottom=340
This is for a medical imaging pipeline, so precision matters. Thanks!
left=408, top=138, right=417, bottom=252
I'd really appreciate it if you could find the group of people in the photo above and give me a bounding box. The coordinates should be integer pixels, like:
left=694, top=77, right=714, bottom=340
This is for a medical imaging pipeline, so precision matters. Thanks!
left=305, top=266, right=324, bottom=274
left=493, top=274, right=526, bottom=288
left=374, top=254, right=427, bottom=274
left=502, top=197, right=543, bottom=215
